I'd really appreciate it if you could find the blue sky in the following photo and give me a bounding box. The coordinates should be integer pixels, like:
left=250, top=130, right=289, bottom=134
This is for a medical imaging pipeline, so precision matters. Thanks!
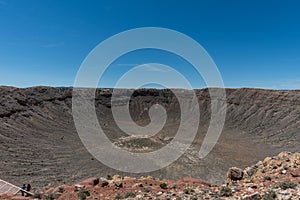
left=0, top=0, right=299, bottom=89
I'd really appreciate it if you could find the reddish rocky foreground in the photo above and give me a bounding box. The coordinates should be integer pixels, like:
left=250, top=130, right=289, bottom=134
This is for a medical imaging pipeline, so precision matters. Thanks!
left=2, top=151, right=300, bottom=199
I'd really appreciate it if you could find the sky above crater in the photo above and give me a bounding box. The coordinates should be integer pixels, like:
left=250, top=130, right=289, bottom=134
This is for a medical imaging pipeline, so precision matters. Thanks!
left=0, top=0, right=299, bottom=89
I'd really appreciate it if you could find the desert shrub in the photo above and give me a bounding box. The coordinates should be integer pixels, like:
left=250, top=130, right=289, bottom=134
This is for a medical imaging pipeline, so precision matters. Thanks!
left=263, top=190, right=276, bottom=200
left=115, top=193, right=123, bottom=199
left=78, top=189, right=90, bottom=200
left=264, top=176, right=272, bottom=181
left=220, top=186, right=232, bottom=197
left=279, top=181, right=297, bottom=190
left=183, top=188, right=195, bottom=194
left=159, top=182, right=168, bottom=189
left=58, top=187, right=65, bottom=193
left=124, top=191, right=136, bottom=198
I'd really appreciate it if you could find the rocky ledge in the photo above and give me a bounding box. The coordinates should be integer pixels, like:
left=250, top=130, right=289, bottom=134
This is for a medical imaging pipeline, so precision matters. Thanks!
left=1, top=151, right=300, bottom=200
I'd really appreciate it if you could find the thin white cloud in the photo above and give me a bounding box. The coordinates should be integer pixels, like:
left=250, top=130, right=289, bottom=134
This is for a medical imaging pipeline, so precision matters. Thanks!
left=139, top=64, right=172, bottom=73
left=117, top=64, right=173, bottom=72
left=117, top=63, right=139, bottom=67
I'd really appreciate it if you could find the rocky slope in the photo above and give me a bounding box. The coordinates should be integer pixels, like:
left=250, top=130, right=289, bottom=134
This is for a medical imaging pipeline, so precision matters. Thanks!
left=0, top=86, right=300, bottom=187
left=2, top=151, right=300, bottom=199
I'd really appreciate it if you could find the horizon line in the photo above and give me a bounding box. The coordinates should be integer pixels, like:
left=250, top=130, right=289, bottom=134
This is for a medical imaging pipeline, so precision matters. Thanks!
left=0, top=85, right=299, bottom=92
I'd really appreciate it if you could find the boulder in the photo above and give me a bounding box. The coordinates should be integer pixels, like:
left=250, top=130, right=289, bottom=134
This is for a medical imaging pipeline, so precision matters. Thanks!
left=99, top=180, right=109, bottom=187
left=292, top=153, right=300, bottom=165
left=112, top=175, right=122, bottom=181
left=244, top=166, right=257, bottom=178
left=262, top=157, right=272, bottom=166
left=227, top=167, right=244, bottom=181
left=291, top=169, right=300, bottom=177
left=78, top=177, right=99, bottom=187
left=114, top=181, right=123, bottom=188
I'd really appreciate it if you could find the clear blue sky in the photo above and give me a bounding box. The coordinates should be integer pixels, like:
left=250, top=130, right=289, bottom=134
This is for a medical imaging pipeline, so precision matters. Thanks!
left=0, top=0, right=299, bottom=89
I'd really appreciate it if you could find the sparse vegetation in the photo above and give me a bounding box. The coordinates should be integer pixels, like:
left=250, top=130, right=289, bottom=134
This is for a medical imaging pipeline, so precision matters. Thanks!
left=124, top=191, right=136, bottom=198
left=115, top=193, right=123, bottom=199
left=159, top=182, right=168, bottom=189
left=58, top=187, right=65, bottom=193
left=220, top=186, right=232, bottom=197
left=78, top=189, right=90, bottom=200
left=263, top=190, right=276, bottom=200
left=264, top=176, right=272, bottom=181
left=279, top=181, right=297, bottom=190
left=183, top=188, right=195, bottom=194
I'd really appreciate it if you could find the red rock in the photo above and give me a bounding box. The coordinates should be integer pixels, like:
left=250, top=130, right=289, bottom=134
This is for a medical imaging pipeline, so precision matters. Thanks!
left=132, top=183, right=144, bottom=188
left=85, top=185, right=93, bottom=190
left=291, top=169, right=300, bottom=177
left=78, top=177, right=99, bottom=186
left=182, top=177, right=211, bottom=186
left=0, top=193, right=14, bottom=198
left=63, top=185, right=74, bottom=191
left=44, top=187, right=55, bottom=194
left=11, top=196, right=30, bottom=200
left=99, top=180, right=109, bottom=187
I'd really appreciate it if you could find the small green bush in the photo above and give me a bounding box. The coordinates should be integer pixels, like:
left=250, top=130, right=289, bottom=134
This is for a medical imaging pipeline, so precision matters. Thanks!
left=159, top=182, right=168, bottom=189
left=263, top=190, right=276, bottom=200
left=183, top=188, right=195, bottom=194
left=220, top=186, right=232, bottom=197
left=279, top=181, right=297, bottom=190
left=78, top=189, right=90, bottom=200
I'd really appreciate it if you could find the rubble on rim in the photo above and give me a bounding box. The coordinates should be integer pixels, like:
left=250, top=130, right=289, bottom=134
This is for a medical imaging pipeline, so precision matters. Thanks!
left=1, top=152, right=300, bottom=199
